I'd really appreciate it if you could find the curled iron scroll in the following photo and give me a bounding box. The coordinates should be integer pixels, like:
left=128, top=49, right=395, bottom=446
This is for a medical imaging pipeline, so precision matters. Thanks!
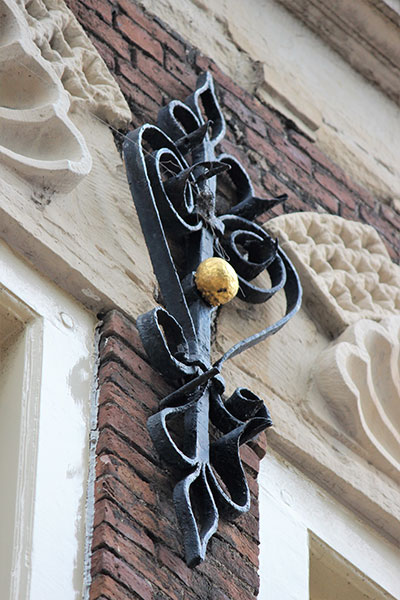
left=123, top=71, right=302, bottom=566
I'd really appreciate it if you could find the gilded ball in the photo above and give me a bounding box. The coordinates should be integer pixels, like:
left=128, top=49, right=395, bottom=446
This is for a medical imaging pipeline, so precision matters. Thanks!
left=194, top=257, right=239, bottom=306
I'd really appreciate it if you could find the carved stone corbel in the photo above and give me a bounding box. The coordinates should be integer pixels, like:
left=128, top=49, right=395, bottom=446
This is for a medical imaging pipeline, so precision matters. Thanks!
left=315, top=316, right=400, bottom=480
left=0, top=0, right=92, bottom=191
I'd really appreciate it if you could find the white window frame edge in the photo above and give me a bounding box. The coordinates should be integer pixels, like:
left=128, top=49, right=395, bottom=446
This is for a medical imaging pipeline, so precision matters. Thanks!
left=3, top=289, right=42, bottom=600
left=258, top=448, right=400, bottom=599
left=0, top=239, right=96, bottom=600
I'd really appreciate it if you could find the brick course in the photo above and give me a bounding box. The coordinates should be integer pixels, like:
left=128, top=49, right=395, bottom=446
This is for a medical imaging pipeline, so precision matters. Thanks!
left=63, top=1, right=400, bottom=597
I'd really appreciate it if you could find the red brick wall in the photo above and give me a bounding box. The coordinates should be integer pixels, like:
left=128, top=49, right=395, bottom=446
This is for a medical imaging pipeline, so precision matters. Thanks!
left=64, top=1, right=400, bottom=597
left=95, top=310, right=266, bottom=599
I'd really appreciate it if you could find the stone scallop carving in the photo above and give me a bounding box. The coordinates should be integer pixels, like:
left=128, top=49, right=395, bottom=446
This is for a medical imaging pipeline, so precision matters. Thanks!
left=19, top=0, right=130, bottom=128
left=314, top=317, right=400, bottom=479
left=266, top=213, right=400, bottom=337
left=0, top=0, right=92, bottom=191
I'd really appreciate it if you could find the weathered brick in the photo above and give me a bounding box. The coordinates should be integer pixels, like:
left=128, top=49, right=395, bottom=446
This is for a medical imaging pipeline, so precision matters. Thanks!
left=98, top=360, right=159, bottom=413
left=236, top=510, right=259, bottom=541
left=249, top=494, right=260, bottom=520
left=97, top=403, right=155, bottom=459
left=95, top=476, right=152, bottom=523
left=261, top=172, right=301, bottom=210
left=80, top=0, right=112, bottom=23
left=249, top=432, right=268, bottom=459
left=93, top=522, right=147, bottom=559
left=101, top=311, right=145, bottom=354
left=97, top=426, right=156, bottom=481
left=96, top=453, right=157, bottom=505
left=94, top=486, right=182, bottom=554
left=386, top=243, right=399, bottom=262
left=217, top=522, right=259, bottom=566
left=285, top=194, right=312, bottom=214
left=98, top=380, right=151, bottom=428
left=116, top=14, right=163, bottom=63
left=90, top=573, right=138, bottom=600
left=340, top=203, right=358, bottom=221
left=245, top=127, right=280, bottom=170
left=93, top=524, right=184, bottom=600
left=93, top=499, right=155, bottom=555
left=91, top=549, right=153, bottom=600
left=350, top=183, right=376, bottom=210
left=118, top=74, right=160, bottom=118
left=117, top=0, right=186, bottom=57
left=289, top=130, right=377, bottom=209
left=211, top=536, right=259, bottom=589
left=273, top=151, right=313, bottom=192
left=157, top=545, right=193, bottom=586
left=197, top=556, right=256, bottom=599
left=381, top=203, right=400, bottom=230
left=251, top=96, right=287, bottom=136
left=82, top=11, right=131, bottom=60
left=191, top=569, right=235, bottom=600
left=165, top=51, right=197, bottom=91
left=289, top=130, right=346, bottom=181
left=99, top=335, right=171, bottom=396
left=244, top=471, right=258, bottom=499
left=118, top=60, right=164, bottom=105
left=308, top=180, right=340, bottom=214
left=269, top=128, right=313, bottom=175
left=195, top=53, right=243, bottom=101
left=360, top=205, right=399, bottom=260
left=314, top=170, right=358, bottom=209
left=137, top=52, right=191, bottom=100
left=223, top=91, right=266, bottom=137
left=268, top=202, right=285, bottom=218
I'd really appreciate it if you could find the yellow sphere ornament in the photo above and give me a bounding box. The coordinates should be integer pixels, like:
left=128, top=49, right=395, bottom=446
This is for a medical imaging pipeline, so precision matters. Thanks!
left=194, top=257, right=239, bottom=307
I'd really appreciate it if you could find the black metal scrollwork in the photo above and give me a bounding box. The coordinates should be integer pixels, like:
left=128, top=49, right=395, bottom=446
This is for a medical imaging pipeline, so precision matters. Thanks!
left=123, top=72, right=302, bottom=567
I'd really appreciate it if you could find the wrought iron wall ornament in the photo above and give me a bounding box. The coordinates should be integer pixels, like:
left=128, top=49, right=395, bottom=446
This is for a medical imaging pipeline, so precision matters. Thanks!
left=123, top=72, right=302, bottom=567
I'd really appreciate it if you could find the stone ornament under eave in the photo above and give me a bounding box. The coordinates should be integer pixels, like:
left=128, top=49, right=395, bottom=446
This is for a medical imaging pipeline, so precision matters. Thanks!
left=17, top=0, right=130, bottom=128
left=267, top=211, right=400, bottom=482
left=314, top=316, right=400, bottom=481
left=0, top=0, right=130, bottom=193
left=266, top=212, right=400, bottom=338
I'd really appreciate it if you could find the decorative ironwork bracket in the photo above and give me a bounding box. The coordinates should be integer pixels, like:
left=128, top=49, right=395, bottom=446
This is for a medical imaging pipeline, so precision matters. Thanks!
left=123, top=72, right=302, bottom=567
